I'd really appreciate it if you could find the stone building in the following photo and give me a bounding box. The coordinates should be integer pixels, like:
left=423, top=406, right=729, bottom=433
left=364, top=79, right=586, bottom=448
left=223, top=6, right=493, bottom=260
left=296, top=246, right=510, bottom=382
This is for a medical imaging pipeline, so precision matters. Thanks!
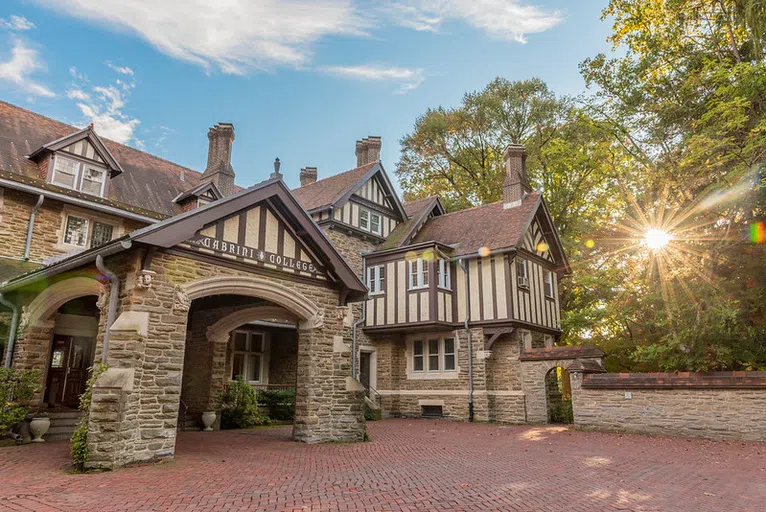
left=0, top=101, right=601, bottom=469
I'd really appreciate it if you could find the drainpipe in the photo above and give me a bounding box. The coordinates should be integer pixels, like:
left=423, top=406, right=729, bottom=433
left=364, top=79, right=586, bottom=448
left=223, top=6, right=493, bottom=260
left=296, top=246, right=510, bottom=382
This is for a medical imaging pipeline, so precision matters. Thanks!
left=460, top=258, right=474, bottom=422
left=95, top=254, right=120, bottom=365
left=352, top=258, right=367, bottom=379
left=0, top=293, right=19, bottom=368
left=23, top=194, right=44, bottom=261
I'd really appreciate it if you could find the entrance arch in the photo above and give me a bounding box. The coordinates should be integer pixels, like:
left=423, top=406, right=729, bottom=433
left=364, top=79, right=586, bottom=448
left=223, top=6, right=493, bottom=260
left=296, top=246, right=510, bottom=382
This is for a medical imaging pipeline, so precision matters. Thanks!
left=206, top=305, right=299, bottom=342
left=22, top=276, right=104, bottom=329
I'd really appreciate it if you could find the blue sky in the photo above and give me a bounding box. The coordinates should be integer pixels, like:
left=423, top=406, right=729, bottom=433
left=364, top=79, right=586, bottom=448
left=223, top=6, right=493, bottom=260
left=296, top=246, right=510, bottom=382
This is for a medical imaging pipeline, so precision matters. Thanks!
left=0, top=1, right=613, bottom=190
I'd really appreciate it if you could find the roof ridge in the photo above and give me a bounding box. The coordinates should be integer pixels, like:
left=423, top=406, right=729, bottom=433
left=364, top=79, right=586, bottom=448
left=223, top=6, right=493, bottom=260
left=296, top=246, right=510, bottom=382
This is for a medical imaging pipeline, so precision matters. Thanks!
left=0, top=100, right=201, bottom=177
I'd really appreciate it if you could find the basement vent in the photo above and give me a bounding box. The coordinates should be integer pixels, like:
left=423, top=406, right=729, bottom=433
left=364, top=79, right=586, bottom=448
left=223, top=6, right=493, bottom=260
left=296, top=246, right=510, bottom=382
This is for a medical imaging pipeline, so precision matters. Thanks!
left=421, top=405, right=443, bottom=418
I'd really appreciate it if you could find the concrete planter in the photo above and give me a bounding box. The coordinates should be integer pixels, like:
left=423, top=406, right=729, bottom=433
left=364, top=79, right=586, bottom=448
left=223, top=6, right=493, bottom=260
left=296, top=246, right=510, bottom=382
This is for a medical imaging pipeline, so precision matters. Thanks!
left=30, top=417, right=51, bottom=443
left=201, top=411, right=216, bottom=432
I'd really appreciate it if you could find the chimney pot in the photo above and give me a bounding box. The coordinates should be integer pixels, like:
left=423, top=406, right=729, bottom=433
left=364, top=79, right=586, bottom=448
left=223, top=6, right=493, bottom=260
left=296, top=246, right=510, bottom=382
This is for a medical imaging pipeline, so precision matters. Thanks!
left=502, top=144, right=531, bottom=209
left=300, top=166, right=318, bottom=186
left=202, top=122, right=236, bottom=196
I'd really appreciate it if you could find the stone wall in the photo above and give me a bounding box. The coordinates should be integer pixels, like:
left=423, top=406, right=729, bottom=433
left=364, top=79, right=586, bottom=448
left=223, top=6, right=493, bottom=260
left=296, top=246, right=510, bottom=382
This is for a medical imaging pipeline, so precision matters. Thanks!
left=571, top=372, right=766, bottom=442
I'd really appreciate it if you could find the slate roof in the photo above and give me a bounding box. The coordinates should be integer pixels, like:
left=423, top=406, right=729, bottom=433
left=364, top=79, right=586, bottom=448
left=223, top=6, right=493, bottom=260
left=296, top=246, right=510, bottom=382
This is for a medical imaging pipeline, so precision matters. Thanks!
left=410, top=192, right=541, bottom=257
left=0, top=101, right=208, bottom=217
left=291, top=162, right=377, bottom=212
left=374, top=196, right=442, bottom=252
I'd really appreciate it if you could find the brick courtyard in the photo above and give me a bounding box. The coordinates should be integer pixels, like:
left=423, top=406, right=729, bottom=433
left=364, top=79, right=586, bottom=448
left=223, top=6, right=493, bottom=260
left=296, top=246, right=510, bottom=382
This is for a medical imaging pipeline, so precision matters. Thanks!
left=0, top=419, right=764, bottom=511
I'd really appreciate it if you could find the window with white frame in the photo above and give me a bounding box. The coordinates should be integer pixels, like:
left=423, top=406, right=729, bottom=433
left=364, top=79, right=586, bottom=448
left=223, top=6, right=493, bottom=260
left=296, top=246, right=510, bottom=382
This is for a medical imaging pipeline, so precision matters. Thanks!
left=437, top=259, right=451, bottom=289
left=516, top=258, right=529, bottom=288
left=231, top=330, right=267, bottom=383
left=521, top=329, right=532, bottom=350
left=411, top=337, right=456, bottom=374
left=51, top=155, right=79, bottom=189
left=63, top=215, right=114, bottom=249
left=367, top=265, right=385, bottom=294
left=51, top=154, right=109, bottom=198
left=359, top=207, right=382, bottom=235
left=408, top=258, right=429, bottom=289
left=544, top=269, right=554, bottom=298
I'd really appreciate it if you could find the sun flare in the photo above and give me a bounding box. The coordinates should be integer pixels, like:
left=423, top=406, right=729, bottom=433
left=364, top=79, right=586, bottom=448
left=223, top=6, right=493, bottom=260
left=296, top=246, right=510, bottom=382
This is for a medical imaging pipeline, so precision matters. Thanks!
left=643, top=228, right=672, bottom=250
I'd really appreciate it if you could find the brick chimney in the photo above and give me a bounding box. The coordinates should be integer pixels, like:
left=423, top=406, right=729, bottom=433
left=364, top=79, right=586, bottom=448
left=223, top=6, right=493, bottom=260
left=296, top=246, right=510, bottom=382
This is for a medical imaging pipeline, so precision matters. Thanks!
left=300, top=166, right=318, bottom=186
left=201, top=123, right=236, bottom=196
left=502, top=144, right=532, bottom=209
left=355, top=136, right=381, bottom=167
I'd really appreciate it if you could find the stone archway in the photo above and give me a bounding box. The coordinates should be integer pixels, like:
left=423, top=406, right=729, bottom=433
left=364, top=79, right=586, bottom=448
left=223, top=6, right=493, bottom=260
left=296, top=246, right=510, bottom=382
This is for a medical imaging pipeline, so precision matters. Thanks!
left=21, top=277, right=104, bottom=330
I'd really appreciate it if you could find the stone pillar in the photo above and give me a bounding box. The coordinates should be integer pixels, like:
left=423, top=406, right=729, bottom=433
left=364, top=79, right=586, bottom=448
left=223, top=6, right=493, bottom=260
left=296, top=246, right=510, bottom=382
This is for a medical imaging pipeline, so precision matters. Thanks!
left=521, top=361, right=551, bottom=424
left=461, top=328, right=489, bottom=421
left=11, top=320, right=55, bottom=412
left=293, top=307, right=365, bottom=443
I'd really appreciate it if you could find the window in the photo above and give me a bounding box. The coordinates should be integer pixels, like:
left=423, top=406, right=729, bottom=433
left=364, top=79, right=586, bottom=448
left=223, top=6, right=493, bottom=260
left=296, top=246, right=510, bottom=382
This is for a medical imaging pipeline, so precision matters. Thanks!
left=411, top=337, right=457, bottom=374
left=437, top=259, right=451, bottom=289
left=64, top=216, right=89, bottom=247
left=63, top=215, right=114, bottom=249
left=544, top=269, right=554, bottom=298
left=408, top=258, right=429, bottom=289
left=90, top=221, right=113, bottom=248
left=231, top=330, right=267, bottom=384
left=521, top=329, right=532, bottom=350
left=359, top=207, right=382, bottom=235
left=367, top=265, right=385, bottom=294
left=52, top=155, right=79, bottom=189
left=81, top=166, right=106, bottom=196
left=544, top=334, right=554, bottom=348
left=443, top=338, right=456, bottom=371
left=413, top=340, right=424, bottom=372
left=517, top=258, right=529, bottom=288
left=51, top=154, right=108, bottom=197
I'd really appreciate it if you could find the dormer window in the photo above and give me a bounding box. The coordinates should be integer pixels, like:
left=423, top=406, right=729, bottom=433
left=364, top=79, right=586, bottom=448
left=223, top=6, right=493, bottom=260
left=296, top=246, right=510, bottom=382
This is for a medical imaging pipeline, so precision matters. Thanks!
left=51, top=154, right=108, bottom=197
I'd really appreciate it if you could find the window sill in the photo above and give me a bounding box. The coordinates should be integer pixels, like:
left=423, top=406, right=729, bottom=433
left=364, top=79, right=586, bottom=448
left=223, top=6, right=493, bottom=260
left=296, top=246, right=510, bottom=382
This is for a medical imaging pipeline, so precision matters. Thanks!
left=407, top=371, right=459, bottom=380
left=408, top=286, right=429, bottom=291
left=437, top=286, right=452, bottom=292
left=369, top=292, right=385, bottom=297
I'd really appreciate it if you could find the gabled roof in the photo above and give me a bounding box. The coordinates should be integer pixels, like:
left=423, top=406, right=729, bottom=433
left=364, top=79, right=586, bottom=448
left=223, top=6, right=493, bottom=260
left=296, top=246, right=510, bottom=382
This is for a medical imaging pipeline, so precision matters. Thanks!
left=292, top=161, right=407, bottom=221
left=0, top=177, right=368, bottom=301
left=28, top=124, right=124, bottom=177
left=173, top=180, right=222, bottom=203
left=0, top=101, right=210, bottom=217
left=374, top=196, right=445, bottom=252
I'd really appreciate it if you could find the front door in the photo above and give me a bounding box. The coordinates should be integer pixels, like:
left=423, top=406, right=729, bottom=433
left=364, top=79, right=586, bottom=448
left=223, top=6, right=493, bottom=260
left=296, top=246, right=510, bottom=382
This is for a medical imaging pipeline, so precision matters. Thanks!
left=45, top=335, right=93, bottom=408
left=359, top=351, right=371, bottom=389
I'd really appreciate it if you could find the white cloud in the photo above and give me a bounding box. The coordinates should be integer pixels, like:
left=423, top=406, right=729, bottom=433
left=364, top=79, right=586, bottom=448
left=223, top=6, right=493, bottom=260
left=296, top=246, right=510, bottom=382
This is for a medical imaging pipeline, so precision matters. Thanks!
left=106, top=61, right=134, bottom=76
left=382, top=0, right=562, bottom=43
left=0, top=39, right=55, bottom=97
left=67, top=63, right=141, bottom=145
left=0, top=15, right=36, bottom=31
left=319, top=64, right=424, bottom=93
left=33, top=0, right=365, bottom=74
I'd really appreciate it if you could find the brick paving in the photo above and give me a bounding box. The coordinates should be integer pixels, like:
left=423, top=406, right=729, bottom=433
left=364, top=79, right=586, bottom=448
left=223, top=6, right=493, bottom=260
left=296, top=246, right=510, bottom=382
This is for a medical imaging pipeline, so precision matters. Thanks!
left=0, top=419, right=764, bottom=511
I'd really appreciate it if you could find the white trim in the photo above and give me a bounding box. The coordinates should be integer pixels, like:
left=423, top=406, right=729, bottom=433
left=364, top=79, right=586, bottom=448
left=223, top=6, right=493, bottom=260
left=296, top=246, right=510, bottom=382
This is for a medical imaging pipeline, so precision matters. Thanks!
left=230, top=329, right=270, bottom=385
left=357, top=347, right=377, bottom=390
left=405, top=334, right=458, bottom=380
left=50, top=154, right=81, bottom=191
left=377, top=389, right=525, bottom=397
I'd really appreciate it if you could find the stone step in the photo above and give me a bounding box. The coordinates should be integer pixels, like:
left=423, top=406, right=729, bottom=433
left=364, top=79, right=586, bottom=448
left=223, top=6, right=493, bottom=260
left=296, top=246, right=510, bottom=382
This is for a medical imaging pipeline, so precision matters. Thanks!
left=47, top=411, right=82, bottom=420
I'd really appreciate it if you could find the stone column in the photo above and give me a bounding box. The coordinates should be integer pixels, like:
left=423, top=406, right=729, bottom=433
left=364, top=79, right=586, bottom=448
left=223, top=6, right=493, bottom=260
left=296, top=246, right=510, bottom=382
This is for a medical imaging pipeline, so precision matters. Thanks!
left=293, top=307, right=365, bottom=443
left=11, top=320, right=55, bottom=412
left=521, top=360, right=551, bottom=424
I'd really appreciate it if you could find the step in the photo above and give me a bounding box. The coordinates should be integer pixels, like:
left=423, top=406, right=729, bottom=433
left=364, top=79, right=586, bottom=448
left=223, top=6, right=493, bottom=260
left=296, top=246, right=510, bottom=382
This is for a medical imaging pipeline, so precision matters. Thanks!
left=47, top=410, right=82, bottom=420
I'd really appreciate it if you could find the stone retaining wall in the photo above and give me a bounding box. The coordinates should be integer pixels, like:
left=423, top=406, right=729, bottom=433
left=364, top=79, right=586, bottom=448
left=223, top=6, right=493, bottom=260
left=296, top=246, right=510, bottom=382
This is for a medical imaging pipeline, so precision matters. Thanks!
left=571, top=372, right=766, bottom=442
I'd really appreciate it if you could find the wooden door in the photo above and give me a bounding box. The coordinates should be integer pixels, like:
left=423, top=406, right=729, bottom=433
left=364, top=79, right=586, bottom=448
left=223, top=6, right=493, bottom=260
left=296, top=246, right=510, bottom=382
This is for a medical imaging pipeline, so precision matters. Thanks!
left=46, top=335, right=92, bottom=408
left=45, top=335, right=72, bottom=407
left=359, top=352, right=371, bottom=389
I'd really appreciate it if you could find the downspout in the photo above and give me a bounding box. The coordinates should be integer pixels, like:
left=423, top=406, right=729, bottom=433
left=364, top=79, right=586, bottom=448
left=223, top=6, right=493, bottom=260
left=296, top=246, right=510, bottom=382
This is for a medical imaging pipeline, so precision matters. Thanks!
left=23, top=194, right=44, bottom=260
left=460, top=258, right=474, bottom=422
left=351, top=258, right=367, bottom=379
left=0, top=293, right=19, bottom=368
left=95, top=255, right=120, bottom=365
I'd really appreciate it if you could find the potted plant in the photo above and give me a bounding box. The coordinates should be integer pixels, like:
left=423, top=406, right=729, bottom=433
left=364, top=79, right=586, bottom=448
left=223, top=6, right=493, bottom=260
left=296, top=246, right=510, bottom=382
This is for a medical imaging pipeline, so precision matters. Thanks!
left=201, top=411, right=216, bottom=432
left=29, top=413, right=50, bottom=442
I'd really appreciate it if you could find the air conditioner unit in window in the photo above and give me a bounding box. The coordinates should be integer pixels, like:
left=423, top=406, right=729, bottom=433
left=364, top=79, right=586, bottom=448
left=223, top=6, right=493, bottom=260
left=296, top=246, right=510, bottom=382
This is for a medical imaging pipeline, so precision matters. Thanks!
left=517, top=276, right=529, bottom=288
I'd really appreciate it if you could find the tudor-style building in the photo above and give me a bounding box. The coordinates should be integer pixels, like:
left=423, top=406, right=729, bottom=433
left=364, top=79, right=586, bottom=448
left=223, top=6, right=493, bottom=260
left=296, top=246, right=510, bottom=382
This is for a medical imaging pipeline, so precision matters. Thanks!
left=0, top=101, right=603, bottom=469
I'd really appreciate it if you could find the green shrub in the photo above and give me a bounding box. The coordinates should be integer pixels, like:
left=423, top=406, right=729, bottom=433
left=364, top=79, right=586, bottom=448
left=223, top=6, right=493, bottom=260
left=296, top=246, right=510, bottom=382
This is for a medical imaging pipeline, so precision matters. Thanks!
left=257, top=388, right=295, bottom=421
left=221, top=376, right=270, bottom=429
left=363, top=403, right=377, bottom=421
left=549, top=398, right=574, bottom=424
left=0, top=368, right=40, bottom=434
left=71, top=363, right=107, bottom=472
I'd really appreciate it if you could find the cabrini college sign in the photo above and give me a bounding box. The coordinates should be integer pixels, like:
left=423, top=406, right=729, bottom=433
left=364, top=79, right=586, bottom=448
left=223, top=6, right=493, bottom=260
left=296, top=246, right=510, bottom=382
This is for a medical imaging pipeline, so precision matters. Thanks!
left=186, top=234, right=322, bottom=276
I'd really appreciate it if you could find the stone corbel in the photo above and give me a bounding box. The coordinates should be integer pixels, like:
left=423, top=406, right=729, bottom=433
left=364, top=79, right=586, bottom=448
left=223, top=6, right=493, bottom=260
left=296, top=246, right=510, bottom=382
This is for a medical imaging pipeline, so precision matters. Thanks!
left=299, top=310, right=325, bottom=330
left=172, top=285, right=191, bottom=313
left=136, top=270, right=157, bottom=290
left=335, top=305, right=352, bottom=327
left=476, top=350, right=492, bottom=361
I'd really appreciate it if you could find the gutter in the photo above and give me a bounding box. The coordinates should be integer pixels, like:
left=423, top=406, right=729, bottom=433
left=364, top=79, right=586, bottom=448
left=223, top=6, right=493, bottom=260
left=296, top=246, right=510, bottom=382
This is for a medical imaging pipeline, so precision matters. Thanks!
left=0, top=293, right=19, bottom=368
left=95, top=255, right=120, bottom=364
left=352, top=258, right=367, bottom=379
left=460, top=257, right=474, bottom=422
left=0, top=177, right=161, bottom=224
left=23, top=194, right=44, bottom=260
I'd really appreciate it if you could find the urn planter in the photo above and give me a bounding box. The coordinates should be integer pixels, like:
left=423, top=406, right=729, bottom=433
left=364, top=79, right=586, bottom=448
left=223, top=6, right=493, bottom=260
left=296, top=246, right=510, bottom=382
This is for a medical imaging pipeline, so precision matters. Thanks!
left=201, top=411, right=216, bottom=431
left=30, top=416, right=51, bottom=443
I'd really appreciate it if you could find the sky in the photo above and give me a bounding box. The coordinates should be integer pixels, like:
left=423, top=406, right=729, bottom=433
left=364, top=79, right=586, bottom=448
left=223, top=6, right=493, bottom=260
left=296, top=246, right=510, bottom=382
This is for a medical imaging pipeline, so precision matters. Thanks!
left=0, top=0, right=614, bottom=190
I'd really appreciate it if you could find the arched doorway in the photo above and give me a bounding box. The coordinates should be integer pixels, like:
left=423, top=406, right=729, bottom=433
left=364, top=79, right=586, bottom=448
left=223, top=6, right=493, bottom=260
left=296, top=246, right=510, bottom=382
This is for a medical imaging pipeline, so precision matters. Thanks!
left=545, top=366, right=573, bottom=424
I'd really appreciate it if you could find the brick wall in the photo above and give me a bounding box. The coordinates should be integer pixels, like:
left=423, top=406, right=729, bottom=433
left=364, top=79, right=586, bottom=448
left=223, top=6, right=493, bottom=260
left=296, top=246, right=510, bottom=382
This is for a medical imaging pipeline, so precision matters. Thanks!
left=571, top=372, right=766, bottom=442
